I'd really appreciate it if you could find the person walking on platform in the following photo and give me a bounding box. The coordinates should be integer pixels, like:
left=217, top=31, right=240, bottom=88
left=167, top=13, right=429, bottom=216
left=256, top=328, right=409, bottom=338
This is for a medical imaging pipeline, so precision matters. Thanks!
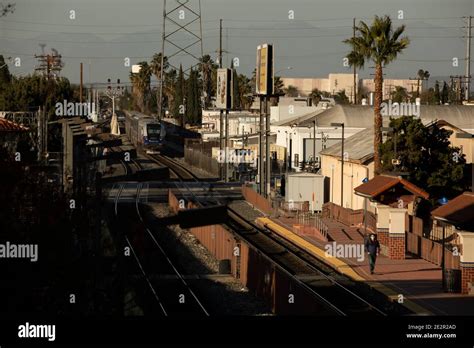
left=365, top=233, right=380, bottom=274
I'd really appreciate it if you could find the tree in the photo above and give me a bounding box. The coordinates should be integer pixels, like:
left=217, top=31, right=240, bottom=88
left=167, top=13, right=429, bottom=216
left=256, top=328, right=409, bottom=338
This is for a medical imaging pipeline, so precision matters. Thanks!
left=380, top=116, right=467, bottom=203
left=172, top=65, right=185, bottom=124
left=284, top=85, right=299, bottom=97
left=199, top=54, right=218, bottom=109
left=236, top=73, right=253, bottom=110
left=334, top=90, right=349, bottom=104
left=185, top=68, right=201, bottom=126
left=129, top=61, right=151, bottom=113
left=391, top=86, right=409, bottom=103
left=310, top=88, right=322, bottom=106
left=0, top=55, right=11, bottom=85
left=346, top=50, right=365, bottom=104
left=434, top=81, right=441, bottom=105
left=270, top=76, right=285, bottom=106
left=344, top=15, right=410, bottom=174
left=420, top=88, right=437, bottom=104
left=0, top=2, right=14, bottom=17
left=416, top=69, right=430, bottom=97
left=441, top=81, right=449, bottom=105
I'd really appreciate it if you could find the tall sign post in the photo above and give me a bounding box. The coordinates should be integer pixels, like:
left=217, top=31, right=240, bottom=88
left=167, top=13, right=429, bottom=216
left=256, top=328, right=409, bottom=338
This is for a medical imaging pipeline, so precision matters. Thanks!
left=256, top=44, right=274, bottom=197
left=216, top=68, right=233, bottom=182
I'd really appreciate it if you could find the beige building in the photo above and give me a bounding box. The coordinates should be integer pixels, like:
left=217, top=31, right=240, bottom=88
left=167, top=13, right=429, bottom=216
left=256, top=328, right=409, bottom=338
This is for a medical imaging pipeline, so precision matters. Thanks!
left=281, top=73, right=357, bottom=102
left=437, top=120, right=474, bottom=163
left=361, top=78, right=420, bottom=101
left=320, top=128, right=375, bottom=211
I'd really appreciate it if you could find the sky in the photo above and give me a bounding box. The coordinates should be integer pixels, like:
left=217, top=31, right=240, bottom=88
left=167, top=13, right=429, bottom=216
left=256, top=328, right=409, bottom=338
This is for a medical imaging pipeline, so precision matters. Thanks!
left=0, top=0, right=473, bottom=85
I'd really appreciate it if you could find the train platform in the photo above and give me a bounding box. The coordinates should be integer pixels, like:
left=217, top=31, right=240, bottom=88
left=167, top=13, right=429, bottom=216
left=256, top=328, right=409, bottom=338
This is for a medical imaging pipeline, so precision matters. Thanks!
left=261, top=215, right=474, bottom=315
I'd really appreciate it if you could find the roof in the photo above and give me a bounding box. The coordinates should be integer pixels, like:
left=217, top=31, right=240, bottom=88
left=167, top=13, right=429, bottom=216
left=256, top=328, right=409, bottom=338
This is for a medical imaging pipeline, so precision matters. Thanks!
left=295, top=105, right=474, bottom=130
left=431, top=192, right=474, bottom=226
left=354, top=174, right=429, bottom=200
left=320, top=127, right=374, bottom=164
left=0, top=118, right=28, bottom=132
left=273, top=108, right=326, bottom=126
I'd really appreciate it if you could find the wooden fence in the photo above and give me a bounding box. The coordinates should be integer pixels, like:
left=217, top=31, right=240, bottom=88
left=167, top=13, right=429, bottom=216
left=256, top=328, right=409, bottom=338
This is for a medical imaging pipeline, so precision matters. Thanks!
left=406, top=231, right=460, bottom=269
left=322, top=202, right=377, bottom=232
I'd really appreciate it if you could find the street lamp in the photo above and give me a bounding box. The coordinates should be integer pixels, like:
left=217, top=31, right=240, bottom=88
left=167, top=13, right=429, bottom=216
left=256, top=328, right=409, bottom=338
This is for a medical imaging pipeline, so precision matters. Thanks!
left=331, top=122, right=345, bottom=208
left=275, top=66, right=293, bottom=75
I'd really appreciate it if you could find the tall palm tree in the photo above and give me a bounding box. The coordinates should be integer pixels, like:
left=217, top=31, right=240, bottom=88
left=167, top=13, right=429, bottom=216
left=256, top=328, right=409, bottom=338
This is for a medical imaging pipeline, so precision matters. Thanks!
left=344, top=15, right=409, bottom=174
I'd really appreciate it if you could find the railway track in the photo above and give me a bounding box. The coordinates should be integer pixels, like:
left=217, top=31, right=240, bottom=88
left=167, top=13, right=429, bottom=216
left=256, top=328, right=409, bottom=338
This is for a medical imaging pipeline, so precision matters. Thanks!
left=148, top=154, right=199, bottom=181
left=155, top=156, right=391, bottom=316
left=108, top=157, right=209, bottom=317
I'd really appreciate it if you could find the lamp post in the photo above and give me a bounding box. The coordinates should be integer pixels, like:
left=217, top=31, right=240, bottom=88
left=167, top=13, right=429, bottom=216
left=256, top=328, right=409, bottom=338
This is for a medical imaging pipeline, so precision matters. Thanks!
left=275, top=66, right=293, bottom=75
left=331, top=122, right=345, bottom=207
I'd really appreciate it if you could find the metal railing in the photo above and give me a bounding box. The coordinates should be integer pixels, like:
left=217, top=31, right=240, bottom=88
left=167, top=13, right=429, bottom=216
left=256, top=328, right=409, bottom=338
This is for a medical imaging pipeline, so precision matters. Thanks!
left=295, top=211, right=329, bottom=241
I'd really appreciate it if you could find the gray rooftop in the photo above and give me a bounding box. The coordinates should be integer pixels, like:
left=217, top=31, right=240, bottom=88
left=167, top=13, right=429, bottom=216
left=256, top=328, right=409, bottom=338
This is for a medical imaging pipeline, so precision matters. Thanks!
left=297, top=105, right=474, bottom=130
left=320, top=127, right=374, bottom=164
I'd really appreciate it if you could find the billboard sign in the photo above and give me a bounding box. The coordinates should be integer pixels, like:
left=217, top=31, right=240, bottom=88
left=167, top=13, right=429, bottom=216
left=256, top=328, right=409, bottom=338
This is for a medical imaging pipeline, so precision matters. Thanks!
left=256, top=44, right=274, bottom=96
left=216, top=68, right=233, bottom=109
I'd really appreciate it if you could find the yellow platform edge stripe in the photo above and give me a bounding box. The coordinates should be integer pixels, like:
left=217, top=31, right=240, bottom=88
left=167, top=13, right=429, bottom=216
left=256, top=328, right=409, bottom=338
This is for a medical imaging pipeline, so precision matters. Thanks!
left=256, top=217, right=433, bottom=315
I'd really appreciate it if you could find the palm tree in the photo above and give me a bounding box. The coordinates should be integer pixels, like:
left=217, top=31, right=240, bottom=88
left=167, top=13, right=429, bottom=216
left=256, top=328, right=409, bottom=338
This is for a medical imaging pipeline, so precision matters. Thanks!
left=310, top=88, right=322, bottom=106
left=284, top=85, right=300, bottom=97
left=271, top=76, right=285, bottom=106
left=416, top=69, right=430, bottom=97
left=391, top=86, right=409, bottom=103
left=237, top=74, right=253, bottom=110
left=199, top=54, right=218, bottom=108
left=344, top=15, right=409, bottom=174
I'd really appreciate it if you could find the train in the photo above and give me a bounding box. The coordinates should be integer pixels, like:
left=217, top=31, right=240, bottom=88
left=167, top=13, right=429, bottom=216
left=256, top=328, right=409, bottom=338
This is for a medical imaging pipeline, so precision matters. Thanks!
left=123, top=110, right=202, bottom=153
left=123, top=110, right=164, bottom=153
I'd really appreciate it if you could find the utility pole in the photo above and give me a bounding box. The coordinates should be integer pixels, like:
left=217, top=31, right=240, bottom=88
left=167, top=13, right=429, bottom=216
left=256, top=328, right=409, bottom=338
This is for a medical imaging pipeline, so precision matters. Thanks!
left=80, top=62, right=83, bottom=104
left=450, top=75, right=465, bottom=103
left=353, top=17, right=357, bottom=104
left=265, top=95, right=270, bottom=196
left=158, top=0, right=166, bottom=121
left=219, top=18, right=224, bottom=181
left=464, top=16, right=472, bottom=101
left=259, top=96, right=264, bottom=194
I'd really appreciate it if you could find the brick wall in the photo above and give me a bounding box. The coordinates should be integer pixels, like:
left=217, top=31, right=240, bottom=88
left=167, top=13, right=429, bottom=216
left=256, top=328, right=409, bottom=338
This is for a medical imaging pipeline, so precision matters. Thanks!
left=377, top=229, right=389, bottom=256
left=461, top=263, right=474, bottom=295
left=389, top=234, right=405, bottom=260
